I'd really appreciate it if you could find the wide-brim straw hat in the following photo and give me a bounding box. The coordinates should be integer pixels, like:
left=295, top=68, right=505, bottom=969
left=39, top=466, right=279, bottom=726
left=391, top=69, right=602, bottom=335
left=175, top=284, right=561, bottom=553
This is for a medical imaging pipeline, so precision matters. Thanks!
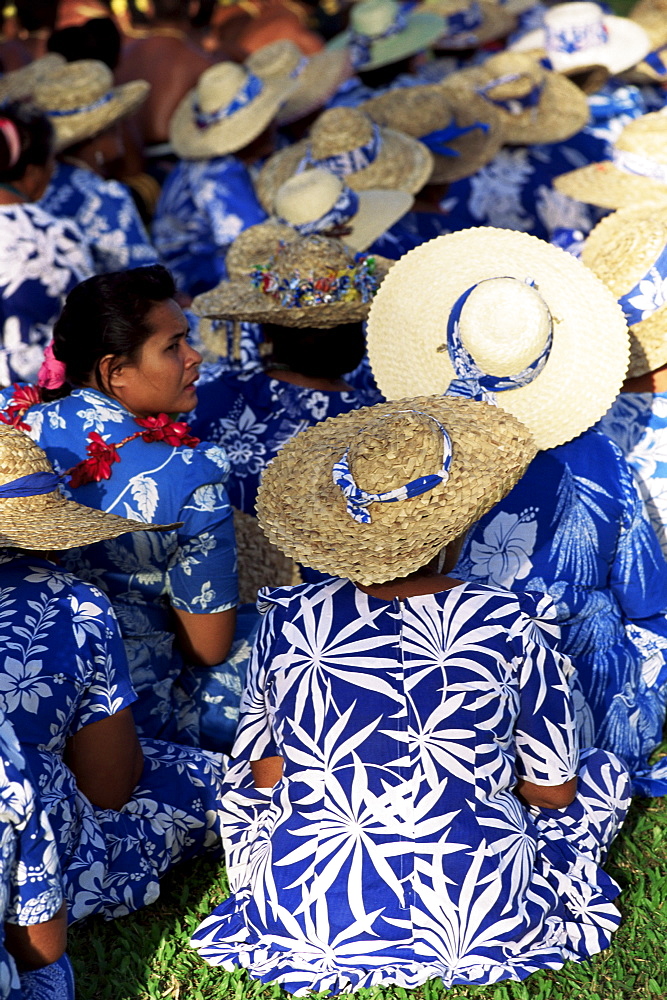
left=360, top=80, right=504, bottom=184
left=0, top=425, right=174, bottom=551
left=366, top=228, right=630, bottom=451
left=423, top=0, right=516, bottom=51
left=256, top=395, right=537, bottom=585
left=582, top=204, right=667, bottom=379
left=0, top=54, right=66, bottom=103
left=246, top=40, right=352, bottom=125
left=170, top=62, right=297, bottom=160
left=448, top=51, right=589, bottom=145
left=554, top=112, right=667, bottom=209
left=327, top=6, right=446, bottom=71
left=622, top=7, right=667, bottom=83
left=32, top=60, right=149, bottom=153
left=256, top=107, right=433, bottom=212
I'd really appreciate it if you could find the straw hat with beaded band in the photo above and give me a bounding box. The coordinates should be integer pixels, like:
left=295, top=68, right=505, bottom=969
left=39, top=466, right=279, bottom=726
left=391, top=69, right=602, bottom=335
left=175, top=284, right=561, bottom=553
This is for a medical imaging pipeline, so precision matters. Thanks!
left=581, top=204, right=667, bottom=379
left=446, top=51, right=589, bottom=146
left=32, top=60, right=149, bottom=153
left=366, top=228, right=630, bottom=451
left=0, top=54, right=66, bottom=103
left=422, top=0, right=516, bottom=51
left=554, top=112, right=667, bottom=210
left=256, top=395, right=537, bottom=585
left=0, top=424, right=176, bottom=551
left=360, top=80, right=505, bottom=184
left=256, top=107, right=433, bottom=213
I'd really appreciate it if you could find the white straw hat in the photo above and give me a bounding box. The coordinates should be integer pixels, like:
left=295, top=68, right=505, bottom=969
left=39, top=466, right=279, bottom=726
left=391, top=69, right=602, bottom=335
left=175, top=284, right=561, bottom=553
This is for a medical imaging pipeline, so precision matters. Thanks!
left=511, top=2, right=650, bottom=76
left=0, top=54, right=66, bottom=103
left=422, top=0, right=516, bottom=51
left=245, top=40, right=352, bottom=125
left=169, top=62, right=297, bottom=160
left=327, top=0, right=445, bottom=72
left=366, top=228, right=630, bottom=450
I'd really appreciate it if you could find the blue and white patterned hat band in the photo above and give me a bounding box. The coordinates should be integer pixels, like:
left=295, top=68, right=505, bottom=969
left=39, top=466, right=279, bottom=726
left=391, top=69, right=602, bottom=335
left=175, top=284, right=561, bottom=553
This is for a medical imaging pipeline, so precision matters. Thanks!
left=443, top=1, right=483, bottom=38
left=612, top=147, right=667, bottom=185
left=475, top=74, right=544, bottom=116
left=545, top=18, right=607, bottom=55
left=617, top=243, right=667, bottom=327
left=194, top=72, right=264, bottom=130
left=49, top=91, right=115, bottom=118
left=299, top=122, right=383, bottom=178
left=348, top=3, right=411, bottom=68
left=332, top=410, right=452, bottom=524
left=276, top=184, right=360, bottom=236
left=444, top=278, right=553, bottom=404
left=419, top=120, right=489, bottom=157
left=644, top=46, right=667, bottom=76
left=0, top=472, right=61, bottom=498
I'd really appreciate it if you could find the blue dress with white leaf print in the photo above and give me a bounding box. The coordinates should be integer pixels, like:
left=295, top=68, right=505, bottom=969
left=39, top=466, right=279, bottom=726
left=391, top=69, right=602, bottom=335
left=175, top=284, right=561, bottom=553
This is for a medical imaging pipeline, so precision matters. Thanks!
left=192, top=578, right=630, bottom=995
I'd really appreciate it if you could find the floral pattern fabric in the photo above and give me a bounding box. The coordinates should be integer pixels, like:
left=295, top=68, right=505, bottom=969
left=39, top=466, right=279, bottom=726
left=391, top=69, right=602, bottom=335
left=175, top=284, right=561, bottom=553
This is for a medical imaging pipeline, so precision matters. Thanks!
left=0, top=553, right=228, bottom=924
left=39, top=162, right=158, bottom=275
left=191, top=578, right=631, bottom=995
left=152, top=156, right=268, bottom=297
left=0, top=203, right=93, bottom=386
left=454, top=427, right=667, bottom=796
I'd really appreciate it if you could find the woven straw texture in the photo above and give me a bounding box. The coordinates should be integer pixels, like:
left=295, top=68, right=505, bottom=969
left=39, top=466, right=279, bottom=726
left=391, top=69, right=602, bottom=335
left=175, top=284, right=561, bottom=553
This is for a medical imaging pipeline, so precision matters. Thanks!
left=554, top=112, right=667, bottom=209
left=423, top=0, right=516, bottom=49
left=361, top=80, right=505, bottom=183
left=448, top=52, right=589, bottom=145
left=582, top=204, right=667, bottom=378
left=256, top=108, right=433, bottom=212
left=0, top=425, right=173, bottom=551
left=326, top=10, right=446, bottom=71
left=256, top=395, right=537, bottom=585
left=0, top=54, right=65, bottom=103
left=246, top=42, right=352, bottom=124
left=234, top=508, right=301, bottom=604
left=366, top=228, right=630, bottom=451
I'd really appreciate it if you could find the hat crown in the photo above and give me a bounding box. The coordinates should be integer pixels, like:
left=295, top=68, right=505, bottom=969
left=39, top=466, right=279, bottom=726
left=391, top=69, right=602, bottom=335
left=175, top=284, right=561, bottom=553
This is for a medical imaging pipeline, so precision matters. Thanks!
left=457, top=278, right=552, bottom=376
left=195, top=62, right=254, bottom=116
left=348, top=410, right=445, bottom=495
left=274, top=169, right=344, bottom=225
left=33, top=59, right=112, bottom=112
left=545, top=1, right=604, bottom=33
left=267, top=233, right=357, bottom=279
left=482, top=52, right=542, bottom=96
left=247, top=40, right=304, bottom=79
left=310, top=108, right=375, bottom=157
left=350, top=0, right=401, bottom=38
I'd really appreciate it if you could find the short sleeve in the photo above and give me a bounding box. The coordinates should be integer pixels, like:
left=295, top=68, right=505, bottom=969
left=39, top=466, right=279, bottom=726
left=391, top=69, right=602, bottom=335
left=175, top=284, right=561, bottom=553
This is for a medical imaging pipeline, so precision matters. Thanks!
left=511, top=594, right=580, bottom=786
left=230, top=604, right=279, bottom=761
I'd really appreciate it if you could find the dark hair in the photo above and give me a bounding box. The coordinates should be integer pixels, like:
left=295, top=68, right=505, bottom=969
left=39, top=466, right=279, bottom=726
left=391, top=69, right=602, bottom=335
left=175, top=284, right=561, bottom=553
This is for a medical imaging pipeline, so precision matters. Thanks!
left=47, top=19, right=122, bottom=71
left=0, top=102, right=53, bottom=180
left=151, top=0, right=191, bottom=20
left=45, top=265, right=177, bottom=401
left=15, top=0, right=58, bottom=32
left=264, top=321, right=366, bottom=379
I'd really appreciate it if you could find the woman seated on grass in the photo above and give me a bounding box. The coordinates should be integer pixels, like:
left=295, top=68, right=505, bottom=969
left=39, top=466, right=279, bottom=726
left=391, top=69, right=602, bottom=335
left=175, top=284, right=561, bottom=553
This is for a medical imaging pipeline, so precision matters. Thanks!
left=191, top=398, right=631, bottom=995
left=0, top=265, right=254, bottom=753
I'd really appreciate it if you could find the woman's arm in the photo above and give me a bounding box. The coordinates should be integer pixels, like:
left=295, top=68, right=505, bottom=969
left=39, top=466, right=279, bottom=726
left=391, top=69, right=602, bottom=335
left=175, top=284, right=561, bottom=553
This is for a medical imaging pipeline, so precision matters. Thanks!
left=251, top=756, right=284, bottom=789
left=4, top=902, right=67, bottom=970
left=64, top=708, right=144, bottom=811
left=172, top=605, right=237, bottom=666
left=515, top=776, right=577, bottom=810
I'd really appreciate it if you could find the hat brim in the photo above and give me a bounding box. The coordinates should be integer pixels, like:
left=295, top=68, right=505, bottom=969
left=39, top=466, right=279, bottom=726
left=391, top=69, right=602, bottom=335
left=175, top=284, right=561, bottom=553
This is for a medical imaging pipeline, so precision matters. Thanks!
left=429, top=2, right=517, bottom=50
left=0, top=54, right=66, bottom=102
left=510, top=15, right=650, bottom=75
left=554, top=160, right=667, bottom=210
left=366, top=228, right=630, bottom=451
left=276, top=49, right=353, bottom=124
left=256, top=394, right=537, bottom=585
left=342, top=188, right=413, bottom=250
left=50, top=80, right=150, bottom=153
left=327, top=12, right=446, bottom=71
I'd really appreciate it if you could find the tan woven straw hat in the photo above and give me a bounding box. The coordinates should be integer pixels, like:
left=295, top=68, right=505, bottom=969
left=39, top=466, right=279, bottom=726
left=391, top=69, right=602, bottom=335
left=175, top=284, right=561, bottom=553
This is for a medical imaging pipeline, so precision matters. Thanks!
left=32, top=60, right=149, bottom=153
left=326, top=0, right=446, bottom=72
left=170, top=62, right=296, bottom=160
left=449, top=51, right=589, bottom=145
left=246, top=40, right=352, bottom=125
left=366, top=228, right=630, bottom=451
left=256, top=107, right=433, bottom=212
left=360, top=79, right=505, bottom=184
left=0, top=54, right=66, bottom=103
left=554, top=112, right=667, bottom=209
left=422, top=0, right=516, bottom=51
left=582, top=204, right=667, bottom=379
left=0, top=424, right=173, bottom=551
left=256, top=395, right=537, bottom=584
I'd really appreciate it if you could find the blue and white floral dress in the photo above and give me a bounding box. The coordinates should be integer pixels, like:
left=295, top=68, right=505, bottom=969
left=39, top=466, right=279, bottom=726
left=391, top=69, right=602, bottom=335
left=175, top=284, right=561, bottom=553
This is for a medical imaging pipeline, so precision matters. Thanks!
left=192, top=578, right=631, bottom=995
left=1, top=385, right=250, bottom=752
left=0, top=552, right=228, bottom=925
left=189, top=360, right=382, bottom=515
left=39, top=162, right=158, bottom=275
left=454, top=427, right=667, bottom=796
left=0, top=204, right=93, bottom=386
left=152, top=157, right=268, bottom=297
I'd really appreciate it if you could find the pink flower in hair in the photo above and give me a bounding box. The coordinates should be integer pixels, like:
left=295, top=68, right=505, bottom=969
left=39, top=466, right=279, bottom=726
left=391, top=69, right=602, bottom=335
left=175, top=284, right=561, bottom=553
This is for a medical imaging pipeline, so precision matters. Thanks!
left=37, top=343, right=67, bottom=391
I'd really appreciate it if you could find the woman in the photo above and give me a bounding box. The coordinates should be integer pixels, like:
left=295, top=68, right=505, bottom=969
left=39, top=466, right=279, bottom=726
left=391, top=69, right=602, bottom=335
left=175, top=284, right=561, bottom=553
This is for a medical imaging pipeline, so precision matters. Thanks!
left=191, top=397, right=631, bottom=994
left=0, top=422, right=228, bottom=923
left=0, top=101, right=93, bottom=386
left=0, top=265, right=250, bottom=753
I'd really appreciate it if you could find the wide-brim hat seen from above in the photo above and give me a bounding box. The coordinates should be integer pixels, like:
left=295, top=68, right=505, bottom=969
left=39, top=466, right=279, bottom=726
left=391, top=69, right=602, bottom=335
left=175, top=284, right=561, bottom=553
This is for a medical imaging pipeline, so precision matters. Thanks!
left=422, top=0, right=516, bottom=51
left=366, top=228, right=630, bottom=451
left=32, top=59, right=149, bottom=153
left=449, top=51, right=589, bottom=145
left=170, top=62, right=297, bottom=160
left=245, top=40, right=352, bottom=125
left=256, top=395, right=537, bottom=585
left=623, top=7, right=667, bottom=82
left=582, top=204, right=667, bottom=379
left=554, top=112, right=667, bottom=209
left=360, top=80, right=505, bottom=184
left=327, top=0, right=446, bottom=72
left=0, top=54, right=66, bottom=103
left=510, top=1, right=650, bottom=76
left=0, top=424, right=174, bottom=551
left=256, top=107, right=433, bottom=212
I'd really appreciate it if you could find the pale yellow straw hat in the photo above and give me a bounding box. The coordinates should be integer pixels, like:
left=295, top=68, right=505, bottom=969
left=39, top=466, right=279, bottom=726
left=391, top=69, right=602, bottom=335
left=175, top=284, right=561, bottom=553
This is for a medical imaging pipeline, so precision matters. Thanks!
left=0, top=54, right=66, bottom=103
left=554, top=112, right=667, bottom=209
left=256, top=395, right=537, bottom=584
left=366, top=228, right=630, bottom=450
left=245, top=40, right=352, bottom=125
left=422, top=0, right=516, bottom=51
left=32, top=60, right=149, bottom=153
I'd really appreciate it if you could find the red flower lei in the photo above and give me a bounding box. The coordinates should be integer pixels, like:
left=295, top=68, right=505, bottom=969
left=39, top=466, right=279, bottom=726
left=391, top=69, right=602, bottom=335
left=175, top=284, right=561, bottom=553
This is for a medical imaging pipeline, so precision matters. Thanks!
left=0, top=384, right=200, bottom=489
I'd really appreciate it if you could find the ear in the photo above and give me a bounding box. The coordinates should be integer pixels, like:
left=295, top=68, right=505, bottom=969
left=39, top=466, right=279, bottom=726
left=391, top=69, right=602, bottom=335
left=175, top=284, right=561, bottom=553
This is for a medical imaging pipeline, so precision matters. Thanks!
left=98, top=354, right=129, bottom=393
